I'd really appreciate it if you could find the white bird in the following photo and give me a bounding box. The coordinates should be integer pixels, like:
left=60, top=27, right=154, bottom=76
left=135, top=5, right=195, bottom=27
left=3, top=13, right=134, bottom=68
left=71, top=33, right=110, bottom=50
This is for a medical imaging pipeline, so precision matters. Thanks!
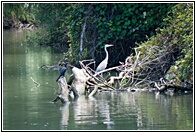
left=96, top=44, right=113, bottom=72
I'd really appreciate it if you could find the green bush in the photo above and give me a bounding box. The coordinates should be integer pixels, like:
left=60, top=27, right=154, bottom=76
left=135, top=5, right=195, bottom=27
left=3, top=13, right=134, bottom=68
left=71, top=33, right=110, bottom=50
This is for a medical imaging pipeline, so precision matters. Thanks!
left=24, top=3, right=175, bottom=65
left=3, top=3, right=36, bottom=27
left=135, top=3, right=193, bottom=83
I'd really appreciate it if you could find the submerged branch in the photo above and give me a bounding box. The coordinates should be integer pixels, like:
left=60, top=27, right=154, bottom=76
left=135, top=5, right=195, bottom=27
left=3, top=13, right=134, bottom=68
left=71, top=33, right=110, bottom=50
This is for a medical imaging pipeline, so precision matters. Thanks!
left=30, top=77, right=40, bottom=87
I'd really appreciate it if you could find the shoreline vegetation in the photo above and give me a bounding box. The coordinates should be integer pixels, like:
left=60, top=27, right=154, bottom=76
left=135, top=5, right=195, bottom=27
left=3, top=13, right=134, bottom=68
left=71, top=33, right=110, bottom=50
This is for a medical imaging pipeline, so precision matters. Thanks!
left=3, top=18, right=37, bottom=30
left=4, top=3, right=193, bottom=98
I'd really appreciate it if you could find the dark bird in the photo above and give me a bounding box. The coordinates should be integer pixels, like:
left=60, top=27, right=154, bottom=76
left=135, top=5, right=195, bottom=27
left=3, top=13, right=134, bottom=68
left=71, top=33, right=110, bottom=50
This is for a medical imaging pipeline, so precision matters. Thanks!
left=96, top=44, right=113, bottom=72
left=56, top=62, right=68, bottom=82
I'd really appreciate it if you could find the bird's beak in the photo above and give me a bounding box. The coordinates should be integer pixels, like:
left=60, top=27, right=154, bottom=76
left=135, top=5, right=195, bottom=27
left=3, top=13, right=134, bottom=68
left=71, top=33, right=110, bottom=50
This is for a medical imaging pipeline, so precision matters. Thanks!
left=106, top=44, right=114, bottom=47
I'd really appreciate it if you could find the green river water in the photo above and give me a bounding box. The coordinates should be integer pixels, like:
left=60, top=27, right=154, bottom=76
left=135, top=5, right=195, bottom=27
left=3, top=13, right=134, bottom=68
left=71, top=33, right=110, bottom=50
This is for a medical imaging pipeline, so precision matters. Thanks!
left=2, top=30, right=193, bottom=130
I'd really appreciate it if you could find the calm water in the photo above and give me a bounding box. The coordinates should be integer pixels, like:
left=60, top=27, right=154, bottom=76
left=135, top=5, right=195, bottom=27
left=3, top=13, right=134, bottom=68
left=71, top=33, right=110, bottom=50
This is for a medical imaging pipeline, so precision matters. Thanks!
left=3, top=30, right=193, bottom=130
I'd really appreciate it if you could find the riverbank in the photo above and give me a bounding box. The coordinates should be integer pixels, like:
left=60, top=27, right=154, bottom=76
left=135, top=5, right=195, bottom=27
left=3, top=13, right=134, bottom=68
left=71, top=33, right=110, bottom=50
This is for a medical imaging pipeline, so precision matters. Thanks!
left=3, top=16, right=37, bottom=30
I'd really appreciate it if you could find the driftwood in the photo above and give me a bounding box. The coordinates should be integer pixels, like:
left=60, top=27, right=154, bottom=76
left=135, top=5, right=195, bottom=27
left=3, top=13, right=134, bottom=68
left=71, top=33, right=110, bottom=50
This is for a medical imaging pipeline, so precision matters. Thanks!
left=40, top=65, right=59, bottom=70
left=53, top=65, right=100, bottom=103
left=71, top=67, right=89, bottom=95
left=70, top=66, right=101, bottom=97
left=52, top=43, right=192, bottom=102
left=154, top=78, right=193, bottom=94
left=52, top=77, right=69, bottom=103
left=80, top=44, right=191, bottom=93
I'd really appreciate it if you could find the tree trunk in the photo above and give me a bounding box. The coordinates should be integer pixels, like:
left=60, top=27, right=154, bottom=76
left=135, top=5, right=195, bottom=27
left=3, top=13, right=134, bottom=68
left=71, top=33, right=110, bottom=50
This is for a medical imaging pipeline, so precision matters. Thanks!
left=52, top=77, right=69, bottom=103
left=71, top=67, right=89, bottom=95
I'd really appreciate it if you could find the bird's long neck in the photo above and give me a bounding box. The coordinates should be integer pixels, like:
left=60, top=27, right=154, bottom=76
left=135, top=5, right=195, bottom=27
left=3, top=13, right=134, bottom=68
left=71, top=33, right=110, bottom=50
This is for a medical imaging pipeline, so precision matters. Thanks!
left=104, top=46, right=109, bottom=61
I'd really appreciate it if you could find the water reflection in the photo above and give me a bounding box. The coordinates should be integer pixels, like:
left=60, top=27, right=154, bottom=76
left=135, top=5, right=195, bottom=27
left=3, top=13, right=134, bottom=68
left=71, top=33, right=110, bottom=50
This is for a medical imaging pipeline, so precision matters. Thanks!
left=59, top=103, right=69, bottom=130
left=57, top=95, right=117, bottom=130
left=54, top=92, right=193, bottom=130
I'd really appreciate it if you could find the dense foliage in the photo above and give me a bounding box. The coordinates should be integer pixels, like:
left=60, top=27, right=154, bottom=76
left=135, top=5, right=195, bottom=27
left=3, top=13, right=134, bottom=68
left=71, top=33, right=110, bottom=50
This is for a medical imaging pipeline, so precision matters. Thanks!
left=21, top=3, right=175, bottom=65
left=79, top=3, right=175, bottom=66
left=166, top=3, right=193, bottom=82
left=134, top=3, right=193, bottom=83
left=3, top=3, right=36, bottom=29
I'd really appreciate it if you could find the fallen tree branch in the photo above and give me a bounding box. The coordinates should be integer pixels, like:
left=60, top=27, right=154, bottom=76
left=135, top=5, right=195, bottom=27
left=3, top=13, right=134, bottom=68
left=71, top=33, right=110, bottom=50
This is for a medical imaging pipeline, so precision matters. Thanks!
left=30, top=77, right=40, bottom=87
left=79, top=60, right=116, bottom=90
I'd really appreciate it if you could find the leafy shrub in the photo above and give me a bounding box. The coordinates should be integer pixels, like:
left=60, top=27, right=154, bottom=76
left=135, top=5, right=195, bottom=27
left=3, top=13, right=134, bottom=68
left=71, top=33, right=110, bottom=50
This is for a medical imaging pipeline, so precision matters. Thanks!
left=24, top=3, right=175, bottom=65
left=135, top=3, right=193, bottom=83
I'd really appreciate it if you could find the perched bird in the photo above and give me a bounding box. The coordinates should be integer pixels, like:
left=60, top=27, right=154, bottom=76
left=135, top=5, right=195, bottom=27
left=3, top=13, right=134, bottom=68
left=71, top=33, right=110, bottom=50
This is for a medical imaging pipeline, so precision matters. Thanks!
left=56, top=62, right=68, bottom=82
left=96, top=44, right=113, bottom=72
